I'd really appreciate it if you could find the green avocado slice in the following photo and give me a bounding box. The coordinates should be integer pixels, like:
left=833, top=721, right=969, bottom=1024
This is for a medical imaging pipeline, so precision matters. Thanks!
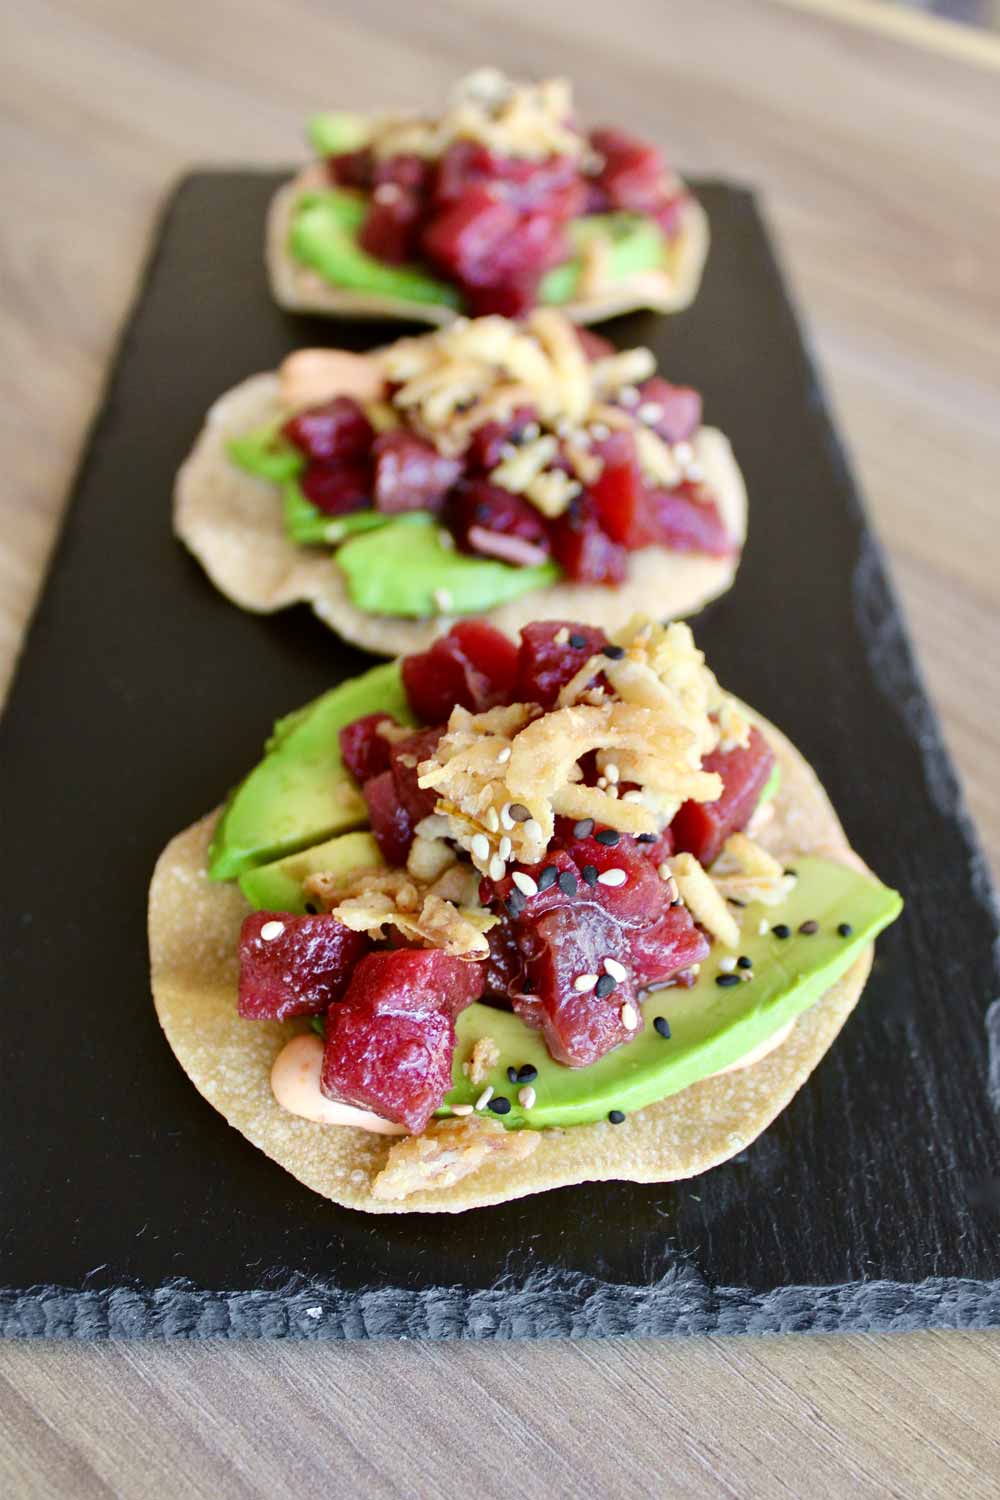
left=239, top=830, right=383, bottom=913
left=227, top=426, right=304, bottom=484
left=208, top=661, right=415, bottom=882
left=443, top=856, right=902, bottom=1128
left=290, top=192, right=462, bottom=307
left=539, top=213, right=668, bottom=305
left=307, top=112, right=371, bottom=157
left=337, top=513, right=560, bottom=618
left=282, top=478, right=393, bottom=547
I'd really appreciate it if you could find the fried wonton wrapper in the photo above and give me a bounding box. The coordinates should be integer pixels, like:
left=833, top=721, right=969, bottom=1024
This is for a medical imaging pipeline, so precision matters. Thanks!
left=173, top=373, right=746, bottom=658
left=267, top=165, right=710, bottom=326
left=148, top=709, right=873, bottom=1214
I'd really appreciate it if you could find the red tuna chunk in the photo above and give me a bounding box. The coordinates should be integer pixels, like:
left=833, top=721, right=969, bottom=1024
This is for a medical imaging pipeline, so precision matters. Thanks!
left=321, top=949, right=484, bottom=1132
left=389, top=727, right=444, bottom=824
left=646, top=483, right=733, bottom=557
left=238, top=911, right=368, bottom=1021
left=629, top=905, right=709, bottom=990
left=633, top=377, right=702, bottom=445
left=363, top=769, right=413, bottom=865
left=550, top=501, right=628, bottom=584
left=283, top=397, right=374, bottom=463
left=300, top=459, right=371, bottom=516
left=522, top=904, right=640, bottom=1067
left=515, top=620, right=608, bottom=707
left=339, top=713, right=396, bottom=785
left=450, top=480, right=551, bottom=566
left=402, top=621, right=519, bottom=723
left=670, top=725, right=776, bottom=866
left=372, top=431, right=462, bottom=515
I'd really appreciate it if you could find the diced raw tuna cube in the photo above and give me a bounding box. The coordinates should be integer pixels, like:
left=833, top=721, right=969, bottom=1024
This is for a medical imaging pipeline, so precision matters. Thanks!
left=523, top=904, right=640, bottom=1067
left=450, top=480, right=551, bottom=566
left=550, top=501, right=628, bottom=584
left=588, top=430, right=654, bottom=548
left=372, top=431, right=462, bottom=515
left=670, top=725, right=776, bottom=866
left=401, top=622, right=519, bottom=723
left=481, top=916, right=523, bottom=1002
left=465, top=408, right=540, bottom=473
left=300, top=459, right=372, bottom=516
left=589, top=127, right=668, bottom=216
left=363, top=769, right=414, bottom=866
left=238, top=911, right=368, bottom=1021
left=283, top=397, right=374, bottom=463
left=321, top=949, right=484, bottom=1132
left=515, top=620, right=608, bottom=707
left=339, top=713, right=396, bottom=785
left=389, top=727, right=444, bottom=824
left=634, top=377, right=702, bottom=445
left=629, top=905, right=709, bottom=990
left=646, top=482, right=733, bottom=557
left=555, top=831, right=663, bottom=929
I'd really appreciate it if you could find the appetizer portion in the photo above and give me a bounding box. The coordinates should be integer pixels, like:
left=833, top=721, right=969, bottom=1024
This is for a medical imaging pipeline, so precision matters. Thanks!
left=268, top=69, right=708, bottom=323
left=174, top=311, right=746, bottom=655
left=149, top=616, right=901, bottom=1212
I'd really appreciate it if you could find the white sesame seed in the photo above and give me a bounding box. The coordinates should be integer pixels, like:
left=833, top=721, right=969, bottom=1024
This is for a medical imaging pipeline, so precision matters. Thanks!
left=497, top=746, right=512, bottom=764
left=638, top=402, right=663, bottom=424
left=589, top=422, right=610, bottom=441
left=373, top=182, right=402, bottom=203
left=673, top=441, right=694, bottom=466
left=511, top=871, right=539, bottom=897
left=437, top=528, right=455, bottom=550
left=554, top=627, right=570, bottom=645
left=574, top=973, right=599, bottom=992
left=432, top=587, right=453, bottom=613
left=500, top=803, right=516, bottom=830
left=758, top=918, right=769, bottom=935
left=470, top=833, right=491, bottom=863
left=485, top=806, right=500, bottom=833
left=604, top=957, right=628, bottom=983
left=606, top=785, right=619, bottom=799
left=620, top=1002, right=639, bottom=1031
left=658, top=863, right=672, bottom=879
left=597, top=868, right=627, bottom=887
left=517, top=1085, right=537, bottom=1109
left=451, top=1103, right=474, bottom=1116
left=260, top=921, right=285, bottom=941
left=522, top=422, right=541, bottom=442
left=719, top=956, right=737, bottom=973
left=475, top=1086, right=494, bottom=1111
left=685, top=462, right=704, bottom=482
left=499, top=442, right=518, bottom=461
left=619, top=384, right=640, bottom=406
left=621, top=790, right=645, bottom=804
left=489, top=854, right=506, bottom=882
left=499, top=835, right=512, bottom=861
left=597, top=776, right=608, bottom=790
left=664, top=877, right=679, bottom=903
left=524, top=818, right=543, bottom=843
left=604, top=762, right=620, bottom=785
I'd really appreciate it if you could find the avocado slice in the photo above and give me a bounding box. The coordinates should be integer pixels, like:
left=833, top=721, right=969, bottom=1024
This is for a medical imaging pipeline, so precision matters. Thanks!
left=227, top=426, right=304, bottom=484
left=337, top=513, right=560, bottom=618
left=307, top=112, right=372, bottom=157
left=209, top=661, right=415, bottom=881
left=282, top=478, right=393, bottom=547
left=290, top=192, right=462, bottom=308
left=239, top=831, right=383, bottom=913
left=539, top=213, right=668, bottom=305
left=443, top=856, right=902, bottom=1128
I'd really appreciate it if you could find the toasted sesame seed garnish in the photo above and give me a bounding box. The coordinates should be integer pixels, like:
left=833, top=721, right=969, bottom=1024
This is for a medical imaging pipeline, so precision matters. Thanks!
left=737, top=955, right=753, bottom=970
left=558, top=869, right=578, bottom=896
left=506, top=889, right=526, bottom=918
left=595, top=973, right=616, bottom=999
left=488, top=854, right=506, bottom=882
left=758, top=918, right=769, bottom=936
left=485, top=806, right=500, bottom=833
left=608, top=1109, right=626, bottom=1125
left=470, top=833, right=491, bottom=862
left=488, top=1095, right=511, bottom=1115
left=517, top=1063, right=538, bottom=1082
left=718, top=955, right=737, bottom=973
left=653, top=1016, right=671, bottom=1039
left=499, top=835, right=512, bottom=861
left=784, top=867, right=798, bottom=878
left=604, top=762, right=620, bottom=785
left=838, top=922, right=853, bottom=937
left=522, top=422, right=541, bottom=442
left=581, top=864, right=598, bottom=886
left=260, top=921, right=285, bottom=941
left=596, top=776, right=608, bottom=790
left=602, top=644, right=626, bottom=660
left=716, top=973, right=741, bottom=988
left=799, top=919, right=819, bottom=935
left=589, top=421, right=610, bottom=441
left=636, top=833, right=656, bottom=844
left=638, top=402, right=663, bottom=424
left=598, top=868, right=627, bottom=887
left=506, top=1065, right=519, bottom=1085
left=574, top=973, right=599, bottom=992
left=568, top=633, right=588, bottom=649
left=500, top=803, right=515, bottom=830
left=685, top=462, right=704, bottom=482
left=606, top=785, right=619, bottom=799
left=437, top=528, right=455, bottom=550
left=537, top=864, right=558, bottom=891
left=727, top=897, right=747, bottom=908
left=604, top=957, right=628, bottom=982
left=658, top=862, right=672, bottom=879
left=673, top=441, right=694, bottom=466
left=595, top=828, right=621, bottom=846
left=496, top=746, right=512, bottom=764
left=621, top=790, right=645, bottom=804
left=620, top=1002, right=639, bottom=1031
left=518, top=1085, right=537, bottom=1109
left=475, top=1086, right=494, bottom=1111
left=451, top=1103, right=474, bottom=1116
left=772, top=923, right=791, bottom=940
left=619, top=384, right=640, bottom=406
left=508, top=803, right=531, bottom=822
left=524, top=818, right=543, bottom=843
left=554, top=626, right=570, bottom=646
left=573, top=818, right=595, bottom=838
left=432, top=587, right=453, bottom=613
left=512, top=870, right=539, bottom=897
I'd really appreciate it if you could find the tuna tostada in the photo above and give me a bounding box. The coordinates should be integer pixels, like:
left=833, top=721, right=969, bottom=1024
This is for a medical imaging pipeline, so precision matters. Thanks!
left=148, top=615, right=901, bottom=1212
left=174, top=310, right=746, bottom=655
left=268, top=68, right=709, bottom=324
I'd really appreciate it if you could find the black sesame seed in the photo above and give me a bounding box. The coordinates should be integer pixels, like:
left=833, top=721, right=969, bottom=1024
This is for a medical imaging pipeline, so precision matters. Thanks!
left=726, top=897, right=747, bottom=908
left=508, top=803, right=531, bottom=822
left=595, top=828, right=620, bottom=846
left=517, top=1064, right=538, bottom=1083
left=507, top=1066, right=520, bottom=1085
left=581, top=864, right=599, bottom=886
left=573, top=818, right=595, bottom=838
left=653, top=1016, right=672, bottom=1039
left=602, top=644, right=626, bottom=660
left=716, top=973, right=741, bottom=988
left=799, top=919, right=819, bottom=935
left=784, top=867, right=798, bottom=878
left=737, top=955, right=753, bottom=970
left=475, top=502, right=491, bottom=523
left=636, top=833, right=657, bottom=844
left=304, top=902, right=317, bottom=915
left=568, top=633, right=588, bottom=649
left=506, top=889, right=526, bottom=918
left=488, top=1096, right=511, bottom=1115
left=608, top=1109, right=626, bottom=1124
left=595, top=973, right=617, bottom=999
left=538, top=865, right=558, bottom=891
left=557, top=870, right=578, bottom=896
left=772, top=923, right=791, bottom=939
left=837, top=922, right=853, bottom=938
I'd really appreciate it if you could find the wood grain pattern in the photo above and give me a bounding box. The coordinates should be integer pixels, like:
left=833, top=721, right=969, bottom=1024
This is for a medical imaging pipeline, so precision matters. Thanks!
left=1, top=1, right=998, bottom=1494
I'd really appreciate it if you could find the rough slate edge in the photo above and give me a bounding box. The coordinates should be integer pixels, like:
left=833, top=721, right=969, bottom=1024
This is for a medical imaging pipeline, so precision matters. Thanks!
left=2, top=175, right=999, bottom=1343
left=2, top=1272, right=1000, bottom=1340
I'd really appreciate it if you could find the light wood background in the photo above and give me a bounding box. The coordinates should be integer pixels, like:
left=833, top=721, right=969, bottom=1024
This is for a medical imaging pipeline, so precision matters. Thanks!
left=1, top=1, right=999, bottom=1495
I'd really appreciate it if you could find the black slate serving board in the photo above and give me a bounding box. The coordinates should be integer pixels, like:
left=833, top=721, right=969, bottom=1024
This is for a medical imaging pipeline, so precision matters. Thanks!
left=2, top=174, right=998, bottom=1340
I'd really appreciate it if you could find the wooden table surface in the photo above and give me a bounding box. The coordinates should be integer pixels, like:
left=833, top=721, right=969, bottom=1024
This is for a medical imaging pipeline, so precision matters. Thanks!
left=2, top=0, right=999, bottom=1494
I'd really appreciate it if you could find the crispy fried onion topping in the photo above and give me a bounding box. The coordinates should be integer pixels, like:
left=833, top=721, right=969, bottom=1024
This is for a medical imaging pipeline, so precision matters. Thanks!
left=669, top=852, right=742, bottom=950
left=371, top=1114, right=541, bottom=1202
left=710, top=833, right=797, bottom=907
left=304, top=866, right=495, bottom=959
